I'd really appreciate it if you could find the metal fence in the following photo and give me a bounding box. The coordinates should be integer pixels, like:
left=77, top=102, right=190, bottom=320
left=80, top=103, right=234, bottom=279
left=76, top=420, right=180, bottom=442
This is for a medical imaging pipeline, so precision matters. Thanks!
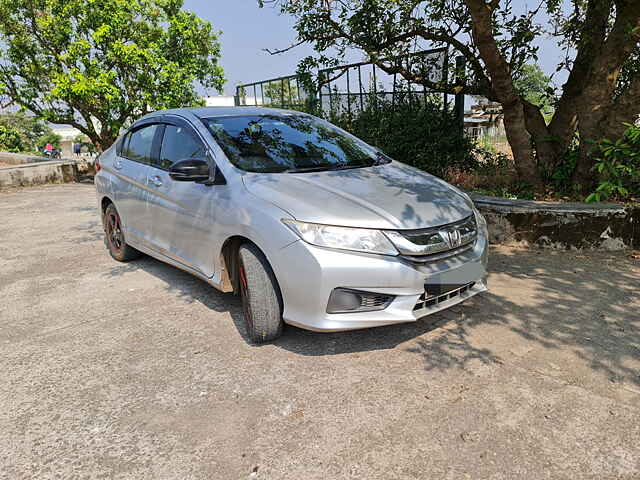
left=235, top=73, right=314, bottom=111
left=235, top=48, right=466, bottom=129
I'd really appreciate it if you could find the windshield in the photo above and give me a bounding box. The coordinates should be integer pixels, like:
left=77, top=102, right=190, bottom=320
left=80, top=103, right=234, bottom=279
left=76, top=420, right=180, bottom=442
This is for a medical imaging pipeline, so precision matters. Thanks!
left=202, top=114, right=387, bottom=173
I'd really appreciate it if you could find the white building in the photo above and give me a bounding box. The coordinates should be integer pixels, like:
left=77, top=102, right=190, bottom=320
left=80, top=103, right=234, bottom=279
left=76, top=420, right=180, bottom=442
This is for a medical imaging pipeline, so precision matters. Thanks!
left=50, top=124, right=83, bottom=157
left=205, top=95, right=263, bottom=107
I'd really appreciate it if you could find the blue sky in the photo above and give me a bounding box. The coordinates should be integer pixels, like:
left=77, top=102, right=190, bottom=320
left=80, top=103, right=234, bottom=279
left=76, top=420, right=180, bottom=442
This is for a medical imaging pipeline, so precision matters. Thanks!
left=184, top=0, right=317, bottom=96
left=185, top=0, right=567, bottom=96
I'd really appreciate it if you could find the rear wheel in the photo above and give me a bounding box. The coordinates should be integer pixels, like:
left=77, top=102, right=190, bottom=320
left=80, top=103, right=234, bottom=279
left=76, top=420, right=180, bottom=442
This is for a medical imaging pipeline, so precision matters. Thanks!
left=103, top=203, right=141, bottom=262
left=238, top=244, right=283, bottom=343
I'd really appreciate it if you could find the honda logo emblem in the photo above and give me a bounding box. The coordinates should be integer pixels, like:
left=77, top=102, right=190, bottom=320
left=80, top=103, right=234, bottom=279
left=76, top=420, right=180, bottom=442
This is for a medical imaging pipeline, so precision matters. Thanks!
left=440, top=228, right=462, bottom=249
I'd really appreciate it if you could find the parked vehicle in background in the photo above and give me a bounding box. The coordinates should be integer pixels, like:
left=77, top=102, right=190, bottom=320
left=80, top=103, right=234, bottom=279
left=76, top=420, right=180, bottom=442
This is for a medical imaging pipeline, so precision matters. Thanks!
left=94, top=107, right=488, bottom=343
left=42, top=147, right=61, bottom=159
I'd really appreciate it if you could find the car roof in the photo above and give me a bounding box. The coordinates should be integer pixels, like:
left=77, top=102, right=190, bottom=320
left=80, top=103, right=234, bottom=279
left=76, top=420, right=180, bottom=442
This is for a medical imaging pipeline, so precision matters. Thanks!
left=142, top=106, right=306, bottom=120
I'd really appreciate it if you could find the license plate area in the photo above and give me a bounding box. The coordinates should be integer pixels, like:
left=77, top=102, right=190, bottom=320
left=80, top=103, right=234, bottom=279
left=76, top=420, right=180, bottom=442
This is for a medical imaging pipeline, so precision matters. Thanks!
left=424, top=283, right=469, bottom=298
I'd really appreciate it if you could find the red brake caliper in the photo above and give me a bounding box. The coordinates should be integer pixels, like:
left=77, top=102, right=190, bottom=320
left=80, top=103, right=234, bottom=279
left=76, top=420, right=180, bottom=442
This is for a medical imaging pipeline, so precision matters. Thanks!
left=239, top=266, right=248, bottom=290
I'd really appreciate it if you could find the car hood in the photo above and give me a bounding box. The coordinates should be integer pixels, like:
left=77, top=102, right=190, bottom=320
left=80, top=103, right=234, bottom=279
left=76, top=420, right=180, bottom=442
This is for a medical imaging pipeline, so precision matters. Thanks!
left=242, top=161, right=473, bottom=230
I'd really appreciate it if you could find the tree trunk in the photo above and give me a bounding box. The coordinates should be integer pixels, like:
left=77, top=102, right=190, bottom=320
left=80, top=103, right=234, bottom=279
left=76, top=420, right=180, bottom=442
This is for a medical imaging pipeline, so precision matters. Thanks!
left=601, top=75, right=640, bottom=140
left=465, top=0, right=542, bottom=187
left=571, top=0, right=640, bottom=190
left=97, top=135, right=117, bottom=152
left=500, top=99, right=540, bottom=186
left=522, top=101, right=566, bottom=177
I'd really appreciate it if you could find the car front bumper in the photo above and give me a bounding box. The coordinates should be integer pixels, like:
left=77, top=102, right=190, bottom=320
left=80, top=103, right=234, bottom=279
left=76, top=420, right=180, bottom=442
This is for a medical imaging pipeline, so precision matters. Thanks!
left=275, top=228, right=489, bottom=332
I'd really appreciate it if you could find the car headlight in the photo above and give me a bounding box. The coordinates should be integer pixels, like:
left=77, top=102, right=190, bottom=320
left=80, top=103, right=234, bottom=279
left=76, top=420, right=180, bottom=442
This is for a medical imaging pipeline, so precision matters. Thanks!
left=282, top=219, right=398, bottom=255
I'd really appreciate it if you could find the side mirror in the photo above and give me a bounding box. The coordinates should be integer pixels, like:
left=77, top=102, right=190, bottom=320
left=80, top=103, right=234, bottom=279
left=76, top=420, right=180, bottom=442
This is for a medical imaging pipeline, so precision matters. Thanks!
left=169, top=158, right=211, bottom=182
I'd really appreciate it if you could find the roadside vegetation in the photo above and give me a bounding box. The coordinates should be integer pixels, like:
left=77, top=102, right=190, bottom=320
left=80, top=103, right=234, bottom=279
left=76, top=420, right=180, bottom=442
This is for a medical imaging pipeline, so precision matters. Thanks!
left=0, top=112, right=61, bottom=154
left=262, top=0, right=640, bottom=203
left=0, top=0, right=225, bottom=151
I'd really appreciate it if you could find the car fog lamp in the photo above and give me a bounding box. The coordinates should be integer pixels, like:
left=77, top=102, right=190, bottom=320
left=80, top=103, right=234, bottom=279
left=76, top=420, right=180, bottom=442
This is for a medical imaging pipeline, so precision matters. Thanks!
left=327, top=288, right=394, bottom=314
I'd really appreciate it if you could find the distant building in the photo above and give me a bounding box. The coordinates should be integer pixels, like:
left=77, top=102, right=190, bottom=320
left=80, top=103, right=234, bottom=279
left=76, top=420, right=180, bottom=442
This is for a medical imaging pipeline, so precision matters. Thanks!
left=205, top=95, right=264, bottom=107
left=205, top=96, right=237, bottom=107
left=464, top=102, right=505, bottom=139
left=50, top=125, right=82, bottom=157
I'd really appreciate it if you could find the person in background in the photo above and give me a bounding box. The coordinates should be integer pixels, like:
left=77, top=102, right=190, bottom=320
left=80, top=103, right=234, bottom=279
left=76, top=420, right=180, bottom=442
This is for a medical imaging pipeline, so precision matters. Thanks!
left=73, top=142, right=82, bottom=157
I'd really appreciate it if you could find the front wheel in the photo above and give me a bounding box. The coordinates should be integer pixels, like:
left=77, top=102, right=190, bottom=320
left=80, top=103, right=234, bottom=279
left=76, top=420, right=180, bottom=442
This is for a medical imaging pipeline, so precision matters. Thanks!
left=238, top=244, right=283, bottom=343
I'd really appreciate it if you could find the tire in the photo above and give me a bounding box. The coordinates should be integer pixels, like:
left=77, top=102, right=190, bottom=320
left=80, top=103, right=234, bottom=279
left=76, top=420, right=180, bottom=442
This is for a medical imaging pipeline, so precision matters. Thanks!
left=103, top=203, right=141, bottom=262
left=238, top=244, right=284, bottom=343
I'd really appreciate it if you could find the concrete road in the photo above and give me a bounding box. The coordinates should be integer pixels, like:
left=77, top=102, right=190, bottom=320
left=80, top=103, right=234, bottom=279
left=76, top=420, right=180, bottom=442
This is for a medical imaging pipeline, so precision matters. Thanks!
left=1, top=184, right=639, bottom=479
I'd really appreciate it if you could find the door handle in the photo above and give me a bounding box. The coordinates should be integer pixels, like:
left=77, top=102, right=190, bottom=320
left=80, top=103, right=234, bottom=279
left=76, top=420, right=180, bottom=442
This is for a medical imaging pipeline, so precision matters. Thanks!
left=113, top=159, right=123, bottom=170
left=148, top=175, right=163, bottom=187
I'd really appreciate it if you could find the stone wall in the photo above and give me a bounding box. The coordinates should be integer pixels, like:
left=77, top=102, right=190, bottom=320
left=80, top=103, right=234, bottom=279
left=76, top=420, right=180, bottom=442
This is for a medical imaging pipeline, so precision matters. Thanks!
left=0, top=159, right=96, bottom=189
left=0, top=151, right=48, bottom=165
left=472, top=194, right=639, bottom=251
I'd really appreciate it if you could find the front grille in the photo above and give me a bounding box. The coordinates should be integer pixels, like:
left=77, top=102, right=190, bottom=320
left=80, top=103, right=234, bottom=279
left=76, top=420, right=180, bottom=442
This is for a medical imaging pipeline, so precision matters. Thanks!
left=385, top=215, right=478, bottom=263
left=413, top=282, right=476, bottom=311
left=400, top=244, right=475, bottom=263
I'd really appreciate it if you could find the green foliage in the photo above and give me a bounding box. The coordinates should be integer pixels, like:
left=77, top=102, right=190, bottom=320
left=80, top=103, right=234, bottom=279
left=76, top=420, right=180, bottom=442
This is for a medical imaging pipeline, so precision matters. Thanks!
left=0, top=125, right=24, bottom=152
left=551, top=145, right=578, bottom=191
left=327, top=91, right=477, bottom=178
left=38, top=132, right=62, bottom=150
left=513, top=64, right=555, bottom=121
left=265, top=0, right=640, bottom=190
left=472, top=144, right=511, bottom=176
left=0, top=112, right=58, bottom=152
left=0, top=0, right=225, bottom=149
left=586, top=124, right=640, bottom=202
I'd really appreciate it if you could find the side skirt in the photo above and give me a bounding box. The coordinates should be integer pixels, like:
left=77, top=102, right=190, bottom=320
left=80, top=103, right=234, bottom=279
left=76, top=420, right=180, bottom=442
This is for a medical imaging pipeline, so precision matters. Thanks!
left=126, top=236, right=232, bottom=293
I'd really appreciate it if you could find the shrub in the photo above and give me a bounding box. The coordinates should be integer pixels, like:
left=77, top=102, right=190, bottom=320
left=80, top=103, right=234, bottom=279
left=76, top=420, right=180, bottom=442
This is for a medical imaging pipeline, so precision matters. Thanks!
left=0, top=125, right=24, bottom=152
left=37, top=132, right=62, bottom=150
left=0, top=112, right=59, bottom=153
left=586, top=123, right=640, bottom=202
left=325, top=91, right=478, bottom=179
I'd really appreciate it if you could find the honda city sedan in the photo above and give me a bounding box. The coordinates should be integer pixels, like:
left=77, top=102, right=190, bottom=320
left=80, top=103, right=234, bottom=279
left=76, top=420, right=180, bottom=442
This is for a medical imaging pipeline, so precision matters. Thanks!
left=95, top=107, right=488, bottom=342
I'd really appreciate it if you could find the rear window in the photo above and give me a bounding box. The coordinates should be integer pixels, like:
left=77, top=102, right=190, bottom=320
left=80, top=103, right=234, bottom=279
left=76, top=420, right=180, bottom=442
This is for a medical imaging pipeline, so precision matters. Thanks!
left=202, top=114, right=377, bottom=173
left=122, top=125, right=159, bottom=164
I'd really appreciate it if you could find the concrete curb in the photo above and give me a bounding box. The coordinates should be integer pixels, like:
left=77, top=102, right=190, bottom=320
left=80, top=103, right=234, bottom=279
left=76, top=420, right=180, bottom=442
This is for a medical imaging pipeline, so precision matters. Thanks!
left=0, top=158, right=96, bottom=189
left=471, top=193, right=639, bottom=250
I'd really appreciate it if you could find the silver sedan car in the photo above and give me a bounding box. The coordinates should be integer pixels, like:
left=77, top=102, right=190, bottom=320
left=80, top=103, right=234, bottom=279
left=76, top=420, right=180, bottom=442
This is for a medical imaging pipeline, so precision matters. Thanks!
left=95, top=107, right=488, bottom=342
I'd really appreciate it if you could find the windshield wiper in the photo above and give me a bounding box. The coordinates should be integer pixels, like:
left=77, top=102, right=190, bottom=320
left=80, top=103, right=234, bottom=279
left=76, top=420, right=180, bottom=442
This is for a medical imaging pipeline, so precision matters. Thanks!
left=286, top=166, right=334, bottom=173
left=287, top=164, right=371, bottom=173
left=285, top=160, right=381, bottom=173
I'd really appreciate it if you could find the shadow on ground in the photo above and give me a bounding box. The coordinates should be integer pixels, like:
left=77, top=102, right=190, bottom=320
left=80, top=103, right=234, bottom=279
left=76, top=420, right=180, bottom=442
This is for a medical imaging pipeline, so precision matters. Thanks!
left=97, top=223, right=639, bottom=386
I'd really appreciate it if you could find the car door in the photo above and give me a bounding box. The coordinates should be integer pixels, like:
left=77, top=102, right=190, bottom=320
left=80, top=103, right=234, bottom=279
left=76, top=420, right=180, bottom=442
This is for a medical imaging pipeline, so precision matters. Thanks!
left=112, top=123, right=161, bottom=245
left=145, top=118, right=217, bottom=278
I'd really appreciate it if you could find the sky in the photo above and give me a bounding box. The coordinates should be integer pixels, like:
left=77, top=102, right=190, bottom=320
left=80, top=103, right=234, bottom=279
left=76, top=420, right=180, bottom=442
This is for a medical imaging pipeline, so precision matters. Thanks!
left=184, top=0, right=570, bottom=97
left=184, top=0, right=318, bottom=96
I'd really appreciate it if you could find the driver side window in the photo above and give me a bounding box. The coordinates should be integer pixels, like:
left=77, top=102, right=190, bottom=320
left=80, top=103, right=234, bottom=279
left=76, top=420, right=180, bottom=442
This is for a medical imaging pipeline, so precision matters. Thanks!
left=158, top=125, right=208, bottom=170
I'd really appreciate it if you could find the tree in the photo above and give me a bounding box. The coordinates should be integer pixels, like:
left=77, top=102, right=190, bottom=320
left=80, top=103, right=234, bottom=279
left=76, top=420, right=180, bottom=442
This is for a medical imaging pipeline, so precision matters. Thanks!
left=513, top=64, right=554, bottom=122
left=0, top=0, right=225, bottom=151
left=261, top=0, right=640, bottom=190
left=0, top=125, right=24, bottom=152
left=38, top=132, right=62, bottom=150
left=0, top=112, right=53, bottom=151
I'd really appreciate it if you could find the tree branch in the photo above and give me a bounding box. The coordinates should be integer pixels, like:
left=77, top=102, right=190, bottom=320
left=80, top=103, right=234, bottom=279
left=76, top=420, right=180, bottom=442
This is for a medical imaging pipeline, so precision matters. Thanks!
left=263, top=40, right=306, bottom=55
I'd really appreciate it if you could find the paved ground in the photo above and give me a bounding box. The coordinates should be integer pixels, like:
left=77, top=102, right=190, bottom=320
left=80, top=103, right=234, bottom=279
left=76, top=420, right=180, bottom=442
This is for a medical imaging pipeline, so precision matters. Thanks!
left=1, top=184, right=639, bottom=479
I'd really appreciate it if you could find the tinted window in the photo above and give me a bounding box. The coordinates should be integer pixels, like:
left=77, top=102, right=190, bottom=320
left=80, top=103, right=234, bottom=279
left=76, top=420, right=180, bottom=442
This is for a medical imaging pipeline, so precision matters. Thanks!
left=202, top=114, right=381, bottom=173
left=123, top=124, right=159, bottom=164
left=158, top=125, right=208, bottom=170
